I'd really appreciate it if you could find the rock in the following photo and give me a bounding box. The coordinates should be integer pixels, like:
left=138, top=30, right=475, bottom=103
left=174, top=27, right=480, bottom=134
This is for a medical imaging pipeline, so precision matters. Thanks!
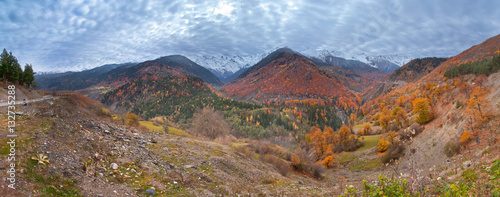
left=463, top=161, right=472, bottom=168
left=104, top=130, right=110, bottom=133
left=97, top=194, right=104, bottom=197
left=95, top=153, right=104, bottom=160
left=111, top=163, right=119, bottom=170
left=162, top=147, right=169, bottom=151
left=146, top=188, right=156, bottom=195
left=183, top=165, right=195, bottom=169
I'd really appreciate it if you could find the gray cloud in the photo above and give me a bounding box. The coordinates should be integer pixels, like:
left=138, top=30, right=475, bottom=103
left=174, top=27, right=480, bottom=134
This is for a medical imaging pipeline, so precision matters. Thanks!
left=0, top=0, right=499, bottom=72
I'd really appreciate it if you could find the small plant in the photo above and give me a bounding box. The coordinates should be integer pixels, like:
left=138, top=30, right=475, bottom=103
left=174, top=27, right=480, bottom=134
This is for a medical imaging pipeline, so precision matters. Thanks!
left=32, top=154, right=50, bottom=165
left=311, top=163, right=325, bottom=179
left=443, top=141, right=460, bottom=157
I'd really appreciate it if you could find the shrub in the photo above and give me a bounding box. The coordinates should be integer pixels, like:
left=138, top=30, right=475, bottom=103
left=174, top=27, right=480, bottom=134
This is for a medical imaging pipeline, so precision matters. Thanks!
left=191, top=107, right=230, bottom=139
left=461, top=131, right=471, bottom=144
left=381, top=141, right=404, bottom=164
left=97, top=107, right=113, bottom=117
left=311, top=163, right=326, bottom=179
left=377, top=137, right=389, bottom=153
left=456, top=100, right=462, bottom=109
left=322, top=156, right=334, bottom=167
left=291, top=150, right=310, bottom=172
left=443, top=141, right=460, bottom=157
left=125, top=112, right=139, bottom=127
left=262, top=154, right=291, bottom=176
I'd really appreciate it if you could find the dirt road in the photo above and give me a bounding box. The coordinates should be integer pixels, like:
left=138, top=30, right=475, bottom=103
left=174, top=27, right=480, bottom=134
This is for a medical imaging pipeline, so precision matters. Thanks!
left=0, top=95, right=57, bottom=107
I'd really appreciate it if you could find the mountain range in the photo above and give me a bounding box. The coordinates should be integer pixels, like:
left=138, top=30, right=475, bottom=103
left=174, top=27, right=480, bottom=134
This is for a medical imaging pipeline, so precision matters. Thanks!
left=190, top=48, right=411, bottom=80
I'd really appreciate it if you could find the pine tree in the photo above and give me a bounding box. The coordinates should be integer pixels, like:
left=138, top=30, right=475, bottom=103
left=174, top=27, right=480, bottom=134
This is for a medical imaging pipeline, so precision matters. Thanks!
left=23, top=64, right=35, bottom=87
left=1, top=49, right=10, bottom=81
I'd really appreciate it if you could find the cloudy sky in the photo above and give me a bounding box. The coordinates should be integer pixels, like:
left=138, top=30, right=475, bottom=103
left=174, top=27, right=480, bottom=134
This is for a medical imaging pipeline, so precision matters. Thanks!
left=1, top=0, right=499, bottom=72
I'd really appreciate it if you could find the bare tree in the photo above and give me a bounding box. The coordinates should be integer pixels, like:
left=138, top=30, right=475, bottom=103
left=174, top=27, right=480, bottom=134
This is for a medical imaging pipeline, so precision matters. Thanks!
left=191, top=107, right=230, bottom=139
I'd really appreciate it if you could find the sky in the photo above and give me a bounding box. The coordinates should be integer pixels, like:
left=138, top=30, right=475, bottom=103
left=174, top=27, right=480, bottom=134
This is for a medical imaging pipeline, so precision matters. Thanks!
left=1, top=0, right=500, bottom=72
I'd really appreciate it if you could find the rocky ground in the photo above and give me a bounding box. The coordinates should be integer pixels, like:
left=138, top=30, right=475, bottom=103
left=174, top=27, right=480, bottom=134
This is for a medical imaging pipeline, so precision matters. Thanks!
left=0, top=94, right=343, bottom=196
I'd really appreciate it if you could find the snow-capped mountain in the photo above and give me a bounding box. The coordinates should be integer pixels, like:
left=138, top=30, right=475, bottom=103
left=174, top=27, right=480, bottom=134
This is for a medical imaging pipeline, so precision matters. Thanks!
left=192, top=48, right=413, bottom=81
left=300, top=48, right=413, bottom=73
left=189, top=51, right=273, bottom=80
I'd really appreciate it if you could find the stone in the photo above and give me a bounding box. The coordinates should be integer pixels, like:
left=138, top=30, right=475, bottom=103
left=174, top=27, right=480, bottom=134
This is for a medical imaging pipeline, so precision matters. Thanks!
left=111, top=163, right=119, bottom=170
left=183, top=165, right=195, bottom=169
left=97, top=194, right=104, bottom=197
left=146, top=188, right=156, bottom=195
left=162, top=147, right=169, bottom=151
left=463, top=161, right=472, bottom=168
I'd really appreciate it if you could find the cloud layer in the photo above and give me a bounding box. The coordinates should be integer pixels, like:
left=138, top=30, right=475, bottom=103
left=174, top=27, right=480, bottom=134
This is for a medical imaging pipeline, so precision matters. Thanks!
left=1, top=0, right=499, bottom=72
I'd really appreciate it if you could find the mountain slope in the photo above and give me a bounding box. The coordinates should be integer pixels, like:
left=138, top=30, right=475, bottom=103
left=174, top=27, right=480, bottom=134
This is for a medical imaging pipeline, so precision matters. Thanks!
left=310, top=56, right=386, bottom=81
left=361, top=57, right=447, bottom=102
left=301, top=49, right=411, bottom=72
left=221, top=48, right=358, bottom=104
left=101, top=75, right=213, bottom=119
left=35, top=63, right=137, bottom=90
left=421, top=34, right=500, bottom=81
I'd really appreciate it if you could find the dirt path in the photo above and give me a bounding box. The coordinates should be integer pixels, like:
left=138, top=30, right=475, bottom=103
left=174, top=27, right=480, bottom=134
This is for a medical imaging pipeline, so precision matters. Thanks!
left=0, top=95, right=57, bottom=107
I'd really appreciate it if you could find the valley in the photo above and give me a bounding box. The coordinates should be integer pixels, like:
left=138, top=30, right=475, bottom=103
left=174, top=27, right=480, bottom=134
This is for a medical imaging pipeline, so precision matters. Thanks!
left=0, top=33, right=498, bottom=196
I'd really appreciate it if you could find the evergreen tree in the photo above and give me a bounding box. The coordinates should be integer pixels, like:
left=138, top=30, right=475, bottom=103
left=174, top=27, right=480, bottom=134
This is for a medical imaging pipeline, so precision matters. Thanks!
left=23, top=63, right=35, bottom=87
left=1, top=49, right=10, bottom=81
left=11, top=55, right=22, bottom=84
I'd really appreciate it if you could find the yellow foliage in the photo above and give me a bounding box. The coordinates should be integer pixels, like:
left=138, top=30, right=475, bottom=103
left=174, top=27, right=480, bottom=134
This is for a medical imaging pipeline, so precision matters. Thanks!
left=413, top=98, right=431, bottom=124
left=377, top=137, right=389, bottom=153
left=461, top=130, right=470, bottom=143
left=322, top=156, right=334, bottom=167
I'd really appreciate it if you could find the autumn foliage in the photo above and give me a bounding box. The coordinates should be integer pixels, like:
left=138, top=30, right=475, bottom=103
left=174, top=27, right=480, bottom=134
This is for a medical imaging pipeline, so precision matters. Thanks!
left=221, top=53, right=361, bottom=110
left=358, top=124, right=373, bottom=136
left=322, top=156, right=334, bottom=167
left=305, top=124, right=360, bottom=161
left=377, top=137, right=389, bottom=153
left=125, top=112, right=140, bottom=127
left=413, top=98, right=432, bottom=124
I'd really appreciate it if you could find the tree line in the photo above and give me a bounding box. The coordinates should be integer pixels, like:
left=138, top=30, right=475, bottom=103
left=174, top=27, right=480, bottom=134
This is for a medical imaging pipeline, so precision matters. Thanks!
left=1, top=48, right=36, bottom=88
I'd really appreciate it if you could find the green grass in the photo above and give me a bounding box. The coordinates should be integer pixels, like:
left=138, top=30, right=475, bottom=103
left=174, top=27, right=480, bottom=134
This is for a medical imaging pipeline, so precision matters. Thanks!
left=167, top=126, right=192, bottom=137
left=139, top=121, right=165, bottom=132
left=358, top=134, right=382, bottom=151
left=138, top=121, right=192, bottom=137
left=338, top=152, right=356, bottom=164
left=348, top=157, right=382, bottom=172
left=231, top=142, right=248, bottom=147
left=353, top=122, right=374, bottom=129
left=25, top=158, right=82, bottom=196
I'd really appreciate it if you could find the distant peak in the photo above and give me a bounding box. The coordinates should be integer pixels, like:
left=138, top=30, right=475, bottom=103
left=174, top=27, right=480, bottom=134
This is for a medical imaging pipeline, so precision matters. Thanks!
left=273, top=47, right=297, bottom=54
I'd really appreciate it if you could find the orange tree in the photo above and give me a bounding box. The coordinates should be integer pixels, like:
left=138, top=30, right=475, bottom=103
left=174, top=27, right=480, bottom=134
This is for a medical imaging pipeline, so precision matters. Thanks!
left=413, top=98, right=431, bottom=124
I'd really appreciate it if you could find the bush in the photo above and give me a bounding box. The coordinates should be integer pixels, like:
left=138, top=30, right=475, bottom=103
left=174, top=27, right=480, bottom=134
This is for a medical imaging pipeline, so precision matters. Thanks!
left=291, top=150, right=310, bottom=172
left=191, top=107, right=230, bottom=139
left=97, top=107, right=113, bottom=117
left=377, top=137, right=389, bottom=153
left=443, top=141, right=461, bottom=157
left=261, top=154, right=291, bottom=176
left=381, top=141, right=404, bottom=164
left=322, top=156, right=334, bottom=167
left=311, top=163, right=326, bottom=179
left=125, top=112, right=140, bottom=127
